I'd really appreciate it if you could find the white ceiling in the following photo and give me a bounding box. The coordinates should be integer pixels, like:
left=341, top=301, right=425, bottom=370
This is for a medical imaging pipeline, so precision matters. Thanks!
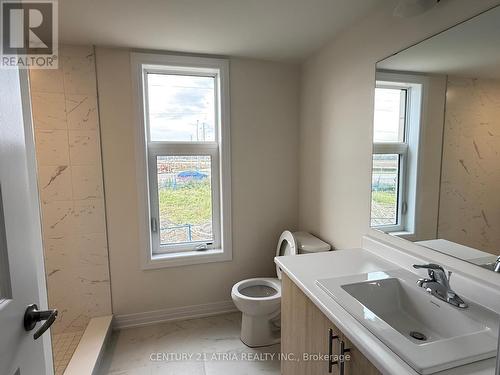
left=59, top=0, right=380, bottom=62
left=378, top=5, right=500, bottom=79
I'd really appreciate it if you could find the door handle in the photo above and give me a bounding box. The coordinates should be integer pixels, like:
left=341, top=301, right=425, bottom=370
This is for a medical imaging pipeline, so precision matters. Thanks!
left=328, top=328, right=351, bottom=375
left=23, top=304, right=58, bottom=340
left=328, top=328, right=339, bottom=373
left=338, top=340, right=351, bottom=375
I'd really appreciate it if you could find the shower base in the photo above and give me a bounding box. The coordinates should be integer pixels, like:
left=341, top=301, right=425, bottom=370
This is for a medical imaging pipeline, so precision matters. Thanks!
left=52, top=330, right=85, bottom=375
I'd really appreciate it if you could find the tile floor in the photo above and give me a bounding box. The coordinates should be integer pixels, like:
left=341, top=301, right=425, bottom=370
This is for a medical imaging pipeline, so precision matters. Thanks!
left=98, top=312, right=281, bottom=375
left=52, top=330, right=85, bottom=375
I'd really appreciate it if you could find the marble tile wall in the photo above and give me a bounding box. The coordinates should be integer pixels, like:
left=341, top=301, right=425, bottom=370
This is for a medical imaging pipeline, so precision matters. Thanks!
left=30, top=45, right=112, bottom=333
left=438, top=76, right=500, bottom=256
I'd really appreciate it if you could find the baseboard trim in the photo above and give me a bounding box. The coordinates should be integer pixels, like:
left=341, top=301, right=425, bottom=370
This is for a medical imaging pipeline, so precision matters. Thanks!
left=113, top=300, right=237, bottom=329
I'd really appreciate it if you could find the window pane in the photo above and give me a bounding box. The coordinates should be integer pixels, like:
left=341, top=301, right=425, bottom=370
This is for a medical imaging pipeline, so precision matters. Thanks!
left=371, top=154, right=400, bottom=227
left=147, top=74, right=215, bottom=142
left=156, top=155, right=213, bottom=246
left=373, top=88, right=406, bottom=142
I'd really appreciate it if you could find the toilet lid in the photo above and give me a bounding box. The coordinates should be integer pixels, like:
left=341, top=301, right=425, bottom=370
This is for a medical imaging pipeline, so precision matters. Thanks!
left=275, top=230, right=297, bottom=280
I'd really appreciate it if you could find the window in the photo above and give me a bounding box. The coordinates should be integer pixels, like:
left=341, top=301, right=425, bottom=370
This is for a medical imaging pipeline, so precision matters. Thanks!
left=371, top=86, right=409, bottom=230
left=370, top=76, right=423, bottom=234
left=132, top=53, right=231, bottom=268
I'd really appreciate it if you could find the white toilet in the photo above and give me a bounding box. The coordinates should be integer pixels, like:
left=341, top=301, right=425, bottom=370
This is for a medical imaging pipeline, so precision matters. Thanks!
left=231, top=230, right=331, bottom=347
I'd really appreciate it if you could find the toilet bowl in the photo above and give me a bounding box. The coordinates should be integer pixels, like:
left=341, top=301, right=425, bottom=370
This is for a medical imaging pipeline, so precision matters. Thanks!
left=231, top=278, right=282, bottom=347
left=231, top=230, right=331, bottom=347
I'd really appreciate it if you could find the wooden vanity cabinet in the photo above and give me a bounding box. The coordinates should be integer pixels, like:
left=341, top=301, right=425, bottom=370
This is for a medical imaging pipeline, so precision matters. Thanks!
left=281, top=274, right=381, bottom=375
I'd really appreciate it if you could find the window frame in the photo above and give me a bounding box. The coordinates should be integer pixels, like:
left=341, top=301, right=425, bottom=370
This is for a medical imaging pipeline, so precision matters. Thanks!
left=371, top=84, right=410, bottom=232
left=371, top=73, right=425, bottom=236
left=131, top=53, right=232, bottom=269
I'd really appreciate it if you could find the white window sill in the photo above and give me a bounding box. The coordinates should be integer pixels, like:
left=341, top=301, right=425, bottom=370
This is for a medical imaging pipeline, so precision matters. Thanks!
left=389, top=231, right=416, bottom=241
left=142, top=248, right=232, bottom=270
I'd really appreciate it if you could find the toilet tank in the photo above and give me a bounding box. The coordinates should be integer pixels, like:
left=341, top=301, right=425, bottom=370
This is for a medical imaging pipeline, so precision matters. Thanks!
left=294, top=232, right=332, bottom=254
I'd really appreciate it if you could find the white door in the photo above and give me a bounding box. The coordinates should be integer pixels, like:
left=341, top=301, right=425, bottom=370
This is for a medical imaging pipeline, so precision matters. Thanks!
left=0, top=68, right=54, bottom=374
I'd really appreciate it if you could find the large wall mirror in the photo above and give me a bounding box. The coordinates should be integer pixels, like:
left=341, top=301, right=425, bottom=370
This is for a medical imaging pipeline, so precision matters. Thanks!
left=370, top=5, right=500, bottom=273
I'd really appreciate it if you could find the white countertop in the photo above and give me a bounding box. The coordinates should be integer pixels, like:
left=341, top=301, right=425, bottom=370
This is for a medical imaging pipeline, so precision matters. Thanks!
left=275, top=248, right=498, bottom=375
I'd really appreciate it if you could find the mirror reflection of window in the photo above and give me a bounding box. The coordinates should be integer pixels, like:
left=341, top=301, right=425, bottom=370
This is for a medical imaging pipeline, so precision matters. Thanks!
left=373, top=87, right=406, bottom=143
left=371, top=154, right=401, bottom=227
left=371, top=86, right=408, bottom=230
left=370, top=78, right=424, bottom=235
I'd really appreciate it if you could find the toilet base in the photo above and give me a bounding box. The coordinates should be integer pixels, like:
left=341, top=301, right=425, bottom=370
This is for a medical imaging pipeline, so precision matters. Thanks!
left=240, top=312, right=281, bottom=348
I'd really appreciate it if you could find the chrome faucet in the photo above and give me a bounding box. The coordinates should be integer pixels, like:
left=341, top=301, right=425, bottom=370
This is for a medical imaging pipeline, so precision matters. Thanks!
left=413, top=263, right=468, bottom=309
left=494, top=257, right=500, bottom=273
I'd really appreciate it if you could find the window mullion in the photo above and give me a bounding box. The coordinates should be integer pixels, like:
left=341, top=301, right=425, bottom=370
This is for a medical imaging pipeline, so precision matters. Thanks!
left=148, top=143, right=218, bottom=155
left=373, top=142, right=408, bottom=154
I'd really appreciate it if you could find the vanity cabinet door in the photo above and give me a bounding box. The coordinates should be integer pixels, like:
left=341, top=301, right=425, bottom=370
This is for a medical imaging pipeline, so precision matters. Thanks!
left=281, top=274, right=381, bottom=375
left=340, top=334, right=381, bottom=375
left=281, top=274, right=340, bottom=375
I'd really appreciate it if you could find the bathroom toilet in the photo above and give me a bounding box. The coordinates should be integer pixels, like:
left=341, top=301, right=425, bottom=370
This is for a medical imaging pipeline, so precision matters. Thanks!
left=231, top=230, right=331, bottom=347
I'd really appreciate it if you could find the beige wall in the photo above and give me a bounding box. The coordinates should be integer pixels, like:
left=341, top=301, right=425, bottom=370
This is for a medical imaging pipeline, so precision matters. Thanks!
left=30, top=45, right=112, bottom=333
left=298, top=0, right=500, bottom=249
left=95, top=48, right=300, bottom=315
left=438, top=76, right=500, bottom=256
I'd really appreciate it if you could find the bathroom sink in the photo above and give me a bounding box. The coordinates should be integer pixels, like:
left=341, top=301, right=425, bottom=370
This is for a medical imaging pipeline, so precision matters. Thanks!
left=316, top=269, right=499, bottom=374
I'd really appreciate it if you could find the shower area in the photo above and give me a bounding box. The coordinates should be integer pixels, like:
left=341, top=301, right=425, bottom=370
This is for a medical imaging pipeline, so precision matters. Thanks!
left=29, top=45, right=112, bottom=375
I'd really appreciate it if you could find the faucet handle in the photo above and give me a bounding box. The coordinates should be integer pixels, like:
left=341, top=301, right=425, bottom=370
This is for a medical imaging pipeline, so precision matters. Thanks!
left=413, top=264, right=446, bottom=281
left=413, top=263, right=444, bottom=271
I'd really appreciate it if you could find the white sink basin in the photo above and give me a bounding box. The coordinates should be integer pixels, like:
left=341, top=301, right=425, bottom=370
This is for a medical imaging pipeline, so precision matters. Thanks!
left=316, top=269, right=499, bottom=374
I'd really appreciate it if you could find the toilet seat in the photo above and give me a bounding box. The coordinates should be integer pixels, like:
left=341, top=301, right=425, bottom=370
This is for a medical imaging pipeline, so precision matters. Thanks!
left=232, top=278, right=281, bottom=301
left=275, top=230, right=297, bottom=280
